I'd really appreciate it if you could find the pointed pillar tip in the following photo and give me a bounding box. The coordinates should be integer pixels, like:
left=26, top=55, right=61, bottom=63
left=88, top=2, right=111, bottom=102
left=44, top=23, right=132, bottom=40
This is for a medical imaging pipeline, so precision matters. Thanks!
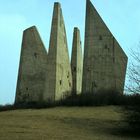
left=54, top=2, right=61, bottom=8
left=86, top=0, right=93, bottom=7
left=74, top=27, right=79, bottom=30
left=24, top=25, right=37, bottom=33
left=87, top=0, right=90, bottom=3
left=74, top=27, right=80, bottom=32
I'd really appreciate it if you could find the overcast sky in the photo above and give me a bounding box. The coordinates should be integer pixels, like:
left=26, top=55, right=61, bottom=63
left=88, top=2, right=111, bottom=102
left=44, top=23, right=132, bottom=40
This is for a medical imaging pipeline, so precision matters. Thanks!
left=0, top=0, right=140, bottom=105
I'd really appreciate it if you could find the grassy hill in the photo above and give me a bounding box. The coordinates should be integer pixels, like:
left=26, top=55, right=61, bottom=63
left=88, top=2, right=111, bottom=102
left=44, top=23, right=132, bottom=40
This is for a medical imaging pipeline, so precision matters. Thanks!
left=0, top=106, right=139, bottom=140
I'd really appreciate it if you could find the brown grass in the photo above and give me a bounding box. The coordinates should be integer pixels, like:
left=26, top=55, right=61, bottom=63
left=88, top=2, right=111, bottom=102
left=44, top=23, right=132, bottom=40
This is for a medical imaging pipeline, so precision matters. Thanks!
left=0, top=106, right=138, bottom=140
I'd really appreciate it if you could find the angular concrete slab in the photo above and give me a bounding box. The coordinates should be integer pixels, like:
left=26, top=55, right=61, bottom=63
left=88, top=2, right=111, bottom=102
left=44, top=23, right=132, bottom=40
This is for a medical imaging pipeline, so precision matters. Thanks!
left=82, top=0, right=128, bottom=94
left=44, top=2, right=72, bottom=101
left=15, top=26, right=47, bottom=103
left=71, top=27, right=83, bottom=94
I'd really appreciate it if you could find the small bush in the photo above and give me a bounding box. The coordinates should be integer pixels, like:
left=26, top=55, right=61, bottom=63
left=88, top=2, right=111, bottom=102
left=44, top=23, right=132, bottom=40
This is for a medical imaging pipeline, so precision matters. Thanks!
left=1, top=92, right=140, bottom=111
left=123, top=104, right=140, bottom=136
left=59, top=90, right=125, bottom=106
left=0, top=101, right=57, bottom=112
left=14, top=101, right=57, bottom=109
left=0, top=104, right=15, bottom=111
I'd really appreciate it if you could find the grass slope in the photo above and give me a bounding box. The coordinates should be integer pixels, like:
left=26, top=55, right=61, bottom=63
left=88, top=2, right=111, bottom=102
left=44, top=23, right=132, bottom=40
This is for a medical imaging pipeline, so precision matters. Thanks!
left=0, top=106, right=138, bottom=140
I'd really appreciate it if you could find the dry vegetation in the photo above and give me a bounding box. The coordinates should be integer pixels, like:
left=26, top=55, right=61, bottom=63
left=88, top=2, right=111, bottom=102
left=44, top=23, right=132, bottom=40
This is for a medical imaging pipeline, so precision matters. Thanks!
left=0, top=106, right=139, bottom=140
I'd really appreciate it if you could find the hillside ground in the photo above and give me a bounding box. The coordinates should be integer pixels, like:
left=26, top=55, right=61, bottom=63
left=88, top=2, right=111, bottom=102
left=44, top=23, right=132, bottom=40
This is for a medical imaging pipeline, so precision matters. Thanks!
left=0, top=106, right=139, bottom=140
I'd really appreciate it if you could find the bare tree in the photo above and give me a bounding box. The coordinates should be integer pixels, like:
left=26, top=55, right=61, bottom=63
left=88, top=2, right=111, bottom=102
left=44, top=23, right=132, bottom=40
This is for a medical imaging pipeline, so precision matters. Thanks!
left=127, top=44, right=140, bottom=94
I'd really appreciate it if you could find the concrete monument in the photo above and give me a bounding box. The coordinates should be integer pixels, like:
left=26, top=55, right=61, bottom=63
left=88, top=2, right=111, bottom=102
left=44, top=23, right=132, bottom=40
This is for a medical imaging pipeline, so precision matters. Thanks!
left=71, top=27, right=83, bottom=94
left=43, top=2, right=72, bottom=101
left=82, top=0, right=128, bottom=94
left=15, top=26, right=47, bottom=103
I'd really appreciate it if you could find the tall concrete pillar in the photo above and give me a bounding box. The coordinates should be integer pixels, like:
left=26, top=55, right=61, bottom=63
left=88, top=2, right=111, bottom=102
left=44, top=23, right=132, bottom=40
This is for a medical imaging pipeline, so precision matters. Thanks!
left=71, top=27, right=83, bottom=94
left=44, top=2, right=72, bottom=101
left=82, top=0, right=128, bottom=94
left=15, top=26, right=47, bottom=104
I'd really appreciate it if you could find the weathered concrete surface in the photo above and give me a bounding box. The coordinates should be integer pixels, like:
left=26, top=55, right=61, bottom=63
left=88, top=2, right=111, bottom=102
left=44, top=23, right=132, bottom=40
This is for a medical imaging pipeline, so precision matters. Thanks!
left=82, top=0, right=128, bottom=94
left=44, top=2, right=72, bottom=101
left=15, top=26, right=47, bottom=103
left=71, top=27, right=83, bottom=94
